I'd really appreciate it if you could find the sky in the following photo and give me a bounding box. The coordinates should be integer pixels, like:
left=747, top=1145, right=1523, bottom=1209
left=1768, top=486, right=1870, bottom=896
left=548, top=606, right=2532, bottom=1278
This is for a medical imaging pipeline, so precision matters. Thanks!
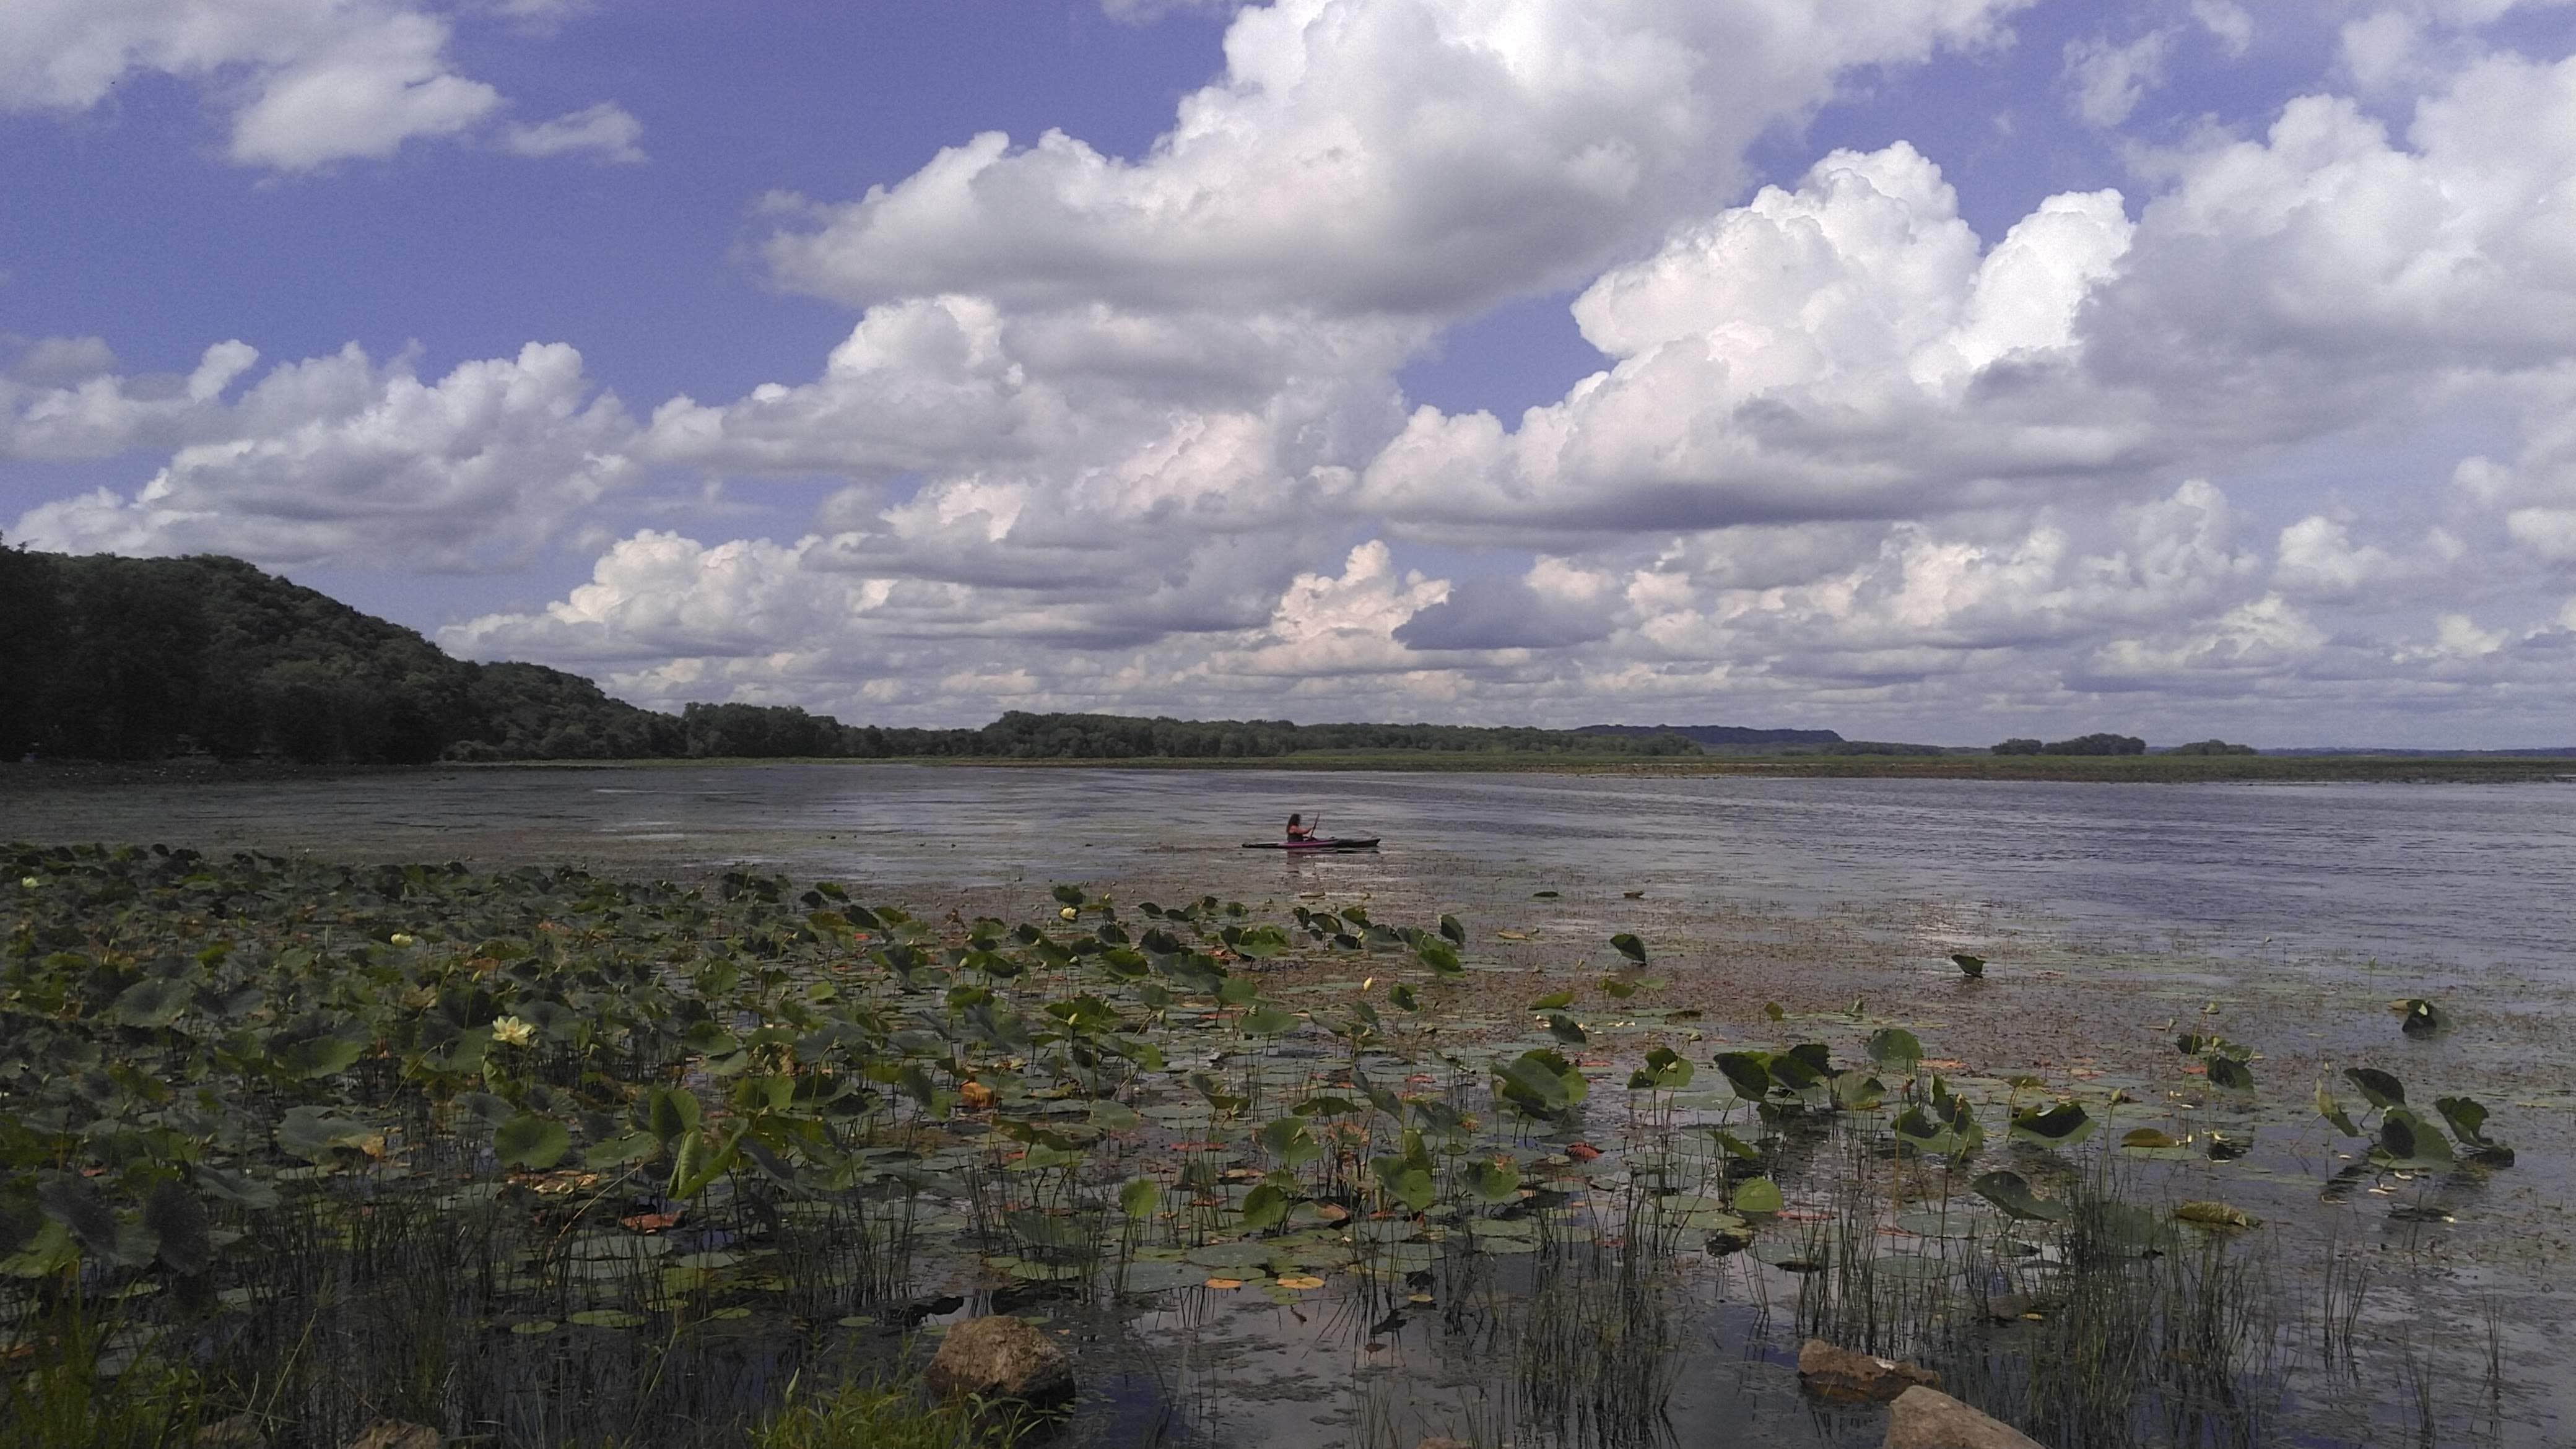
left=7, top=1, right=2576, bottom=747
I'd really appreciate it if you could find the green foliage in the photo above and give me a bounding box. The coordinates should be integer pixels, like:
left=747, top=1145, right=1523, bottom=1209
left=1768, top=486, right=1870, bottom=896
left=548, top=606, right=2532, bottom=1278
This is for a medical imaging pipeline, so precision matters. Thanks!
left=1713, top=1051, right=1772, bottom=1100
left=0, top=835, right=2526, bottom=1448
left=1730, top=1177, right=1784, bottom=1215
left=749, top=1372, right=1012, bottom=1449
left=1627, top=1046, right=1694, bottom=1092
left=1493, top=1048, right=1587, bottom=1123
left=2344, top=1067, right=2404, bottom=1110
left=0, top=550, right=678, bottom=764
left=494, top=1113, right=572, bottom=1170
left=1995, top=733, right=2148, bottom=755
left=1865, top=1027, right=1924, bottom=1068
left=2009, top=1101, right=2097, bottom=1148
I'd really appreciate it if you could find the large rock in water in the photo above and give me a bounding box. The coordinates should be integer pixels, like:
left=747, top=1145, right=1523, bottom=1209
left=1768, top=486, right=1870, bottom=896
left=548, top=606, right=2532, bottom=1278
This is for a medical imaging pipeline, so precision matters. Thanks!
left=926, top=1315, right=1076, bottom=1408
left=1798, top=1339, right=1941, bottom=1402
left=1884, top=1387, right=2047, bottom=1449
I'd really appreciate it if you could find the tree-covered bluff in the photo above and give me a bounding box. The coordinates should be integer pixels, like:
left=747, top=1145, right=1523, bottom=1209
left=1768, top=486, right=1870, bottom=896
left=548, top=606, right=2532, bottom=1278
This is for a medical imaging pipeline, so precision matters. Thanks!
left=0, top=547, right=1704, bottom=766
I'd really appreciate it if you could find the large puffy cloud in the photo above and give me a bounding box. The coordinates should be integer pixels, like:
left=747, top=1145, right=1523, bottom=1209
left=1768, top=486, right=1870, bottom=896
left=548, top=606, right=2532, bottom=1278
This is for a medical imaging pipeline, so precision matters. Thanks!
left=682, top=0, right=2030, bottom=629
left=642, top=294, right=1420, bottom=500
left=1358, top=144, right=2138, bottom=535
left=2, top=337, right=261, bottom=460
left=441, top=471, right=2576, bottom=741
left=2124, top=59, right=2576, bottom=357
left=0, top=0, right=635, bottom=169
left=2453, top=369, right=2576, bottom=562
left=12, top=342, right=637, bottom=568
left=440, top=530, right=1451, bottom=716
left=762, top=0, right=2023, bottom=317
left=1360, top=46, right=2576, bottom=542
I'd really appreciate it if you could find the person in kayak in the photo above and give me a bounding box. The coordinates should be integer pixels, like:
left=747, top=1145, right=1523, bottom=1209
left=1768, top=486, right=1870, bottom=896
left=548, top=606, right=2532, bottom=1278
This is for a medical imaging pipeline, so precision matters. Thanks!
left=1286, top=812, right=1315, bottom=842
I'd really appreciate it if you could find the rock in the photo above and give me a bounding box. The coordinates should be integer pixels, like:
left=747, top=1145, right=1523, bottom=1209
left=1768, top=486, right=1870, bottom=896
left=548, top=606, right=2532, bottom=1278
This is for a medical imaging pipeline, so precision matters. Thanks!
left=926, top=1315, right=1076, bottom=1408
left=1798, top=1338, right=1941, bottom=1403
left=1883, top=1386, right=2047, bottom=1449
left=194, top=1415, right=269, bottom=1449
left=343, top=1422, right=440, bottom=1449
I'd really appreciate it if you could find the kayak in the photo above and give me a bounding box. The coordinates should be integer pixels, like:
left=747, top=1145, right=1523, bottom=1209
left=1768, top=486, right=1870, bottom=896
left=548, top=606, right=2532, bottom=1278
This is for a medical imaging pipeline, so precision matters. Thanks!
left=1242, top=837, right=1380, bottom=851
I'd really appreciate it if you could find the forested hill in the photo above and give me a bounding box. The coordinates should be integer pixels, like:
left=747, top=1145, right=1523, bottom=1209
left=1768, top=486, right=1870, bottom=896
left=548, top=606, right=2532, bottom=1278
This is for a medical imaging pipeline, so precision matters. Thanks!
left=0, top=547, right=1712, bottom=765
left=0, top=548, right=679, bottom=764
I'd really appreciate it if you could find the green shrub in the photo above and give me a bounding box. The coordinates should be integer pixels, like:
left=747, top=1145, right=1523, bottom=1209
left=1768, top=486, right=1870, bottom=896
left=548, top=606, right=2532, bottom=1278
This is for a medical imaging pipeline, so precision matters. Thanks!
left=749, top=1372, right=1019, bottom=1449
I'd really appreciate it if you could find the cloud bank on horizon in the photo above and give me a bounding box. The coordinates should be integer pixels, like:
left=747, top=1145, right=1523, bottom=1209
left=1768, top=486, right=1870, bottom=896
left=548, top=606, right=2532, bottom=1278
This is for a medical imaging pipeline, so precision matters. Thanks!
left=8, top=0, right=2576, bottom=745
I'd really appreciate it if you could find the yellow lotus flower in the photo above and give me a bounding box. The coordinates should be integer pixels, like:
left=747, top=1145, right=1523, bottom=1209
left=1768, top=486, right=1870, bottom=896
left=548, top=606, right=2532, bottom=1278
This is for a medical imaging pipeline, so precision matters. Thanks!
left=18, top=876, right=37, bottom=890
left=1059, top=906, right=1078, bottom=921
left=389, top=933, right=416, bottom=948
left=490, top=1015, right=537, bottom=1048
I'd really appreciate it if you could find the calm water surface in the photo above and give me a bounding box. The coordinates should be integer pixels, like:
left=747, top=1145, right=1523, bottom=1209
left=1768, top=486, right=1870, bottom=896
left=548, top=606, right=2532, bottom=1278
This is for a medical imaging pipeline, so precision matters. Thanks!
left=10, top=764, right=2574, bottom=976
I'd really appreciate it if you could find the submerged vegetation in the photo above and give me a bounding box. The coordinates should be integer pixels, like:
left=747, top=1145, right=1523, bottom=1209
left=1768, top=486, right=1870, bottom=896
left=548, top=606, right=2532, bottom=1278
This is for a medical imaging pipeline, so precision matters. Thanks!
left=0, top=842, right=2544, bottom=1447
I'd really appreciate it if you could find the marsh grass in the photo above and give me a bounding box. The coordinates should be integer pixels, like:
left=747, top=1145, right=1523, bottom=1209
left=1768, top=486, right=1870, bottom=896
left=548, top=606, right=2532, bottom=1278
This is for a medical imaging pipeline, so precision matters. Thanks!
left=2, top=1287, right=204, bottom=1449
left=749, top=1361, right=1023, bottom=1449
left=0, top=842, right=2544, bottom=1448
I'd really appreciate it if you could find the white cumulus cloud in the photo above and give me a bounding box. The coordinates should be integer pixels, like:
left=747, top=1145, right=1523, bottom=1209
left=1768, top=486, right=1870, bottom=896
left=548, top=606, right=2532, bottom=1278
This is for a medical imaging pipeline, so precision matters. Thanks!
left=0, top=0, right=629, bottom=170
left=12, top=342, right=636, bottom=568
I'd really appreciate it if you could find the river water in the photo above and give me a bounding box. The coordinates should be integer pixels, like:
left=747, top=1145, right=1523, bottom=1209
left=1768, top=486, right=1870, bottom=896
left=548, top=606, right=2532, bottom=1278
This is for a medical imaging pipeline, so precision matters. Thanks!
left=9, top=764, right=2574, bottom=975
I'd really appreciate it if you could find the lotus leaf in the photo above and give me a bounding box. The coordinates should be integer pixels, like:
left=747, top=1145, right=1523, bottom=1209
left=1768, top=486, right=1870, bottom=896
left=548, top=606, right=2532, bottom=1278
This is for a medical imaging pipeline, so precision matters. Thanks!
left=495, top=1113, right=572, bottom=1171
left=1970, top=1170, right=2067, bottom=1223
left=2345, top=1067, right=2405, bottom=1110
left=1866, top=1027, right=1924, bottom=1068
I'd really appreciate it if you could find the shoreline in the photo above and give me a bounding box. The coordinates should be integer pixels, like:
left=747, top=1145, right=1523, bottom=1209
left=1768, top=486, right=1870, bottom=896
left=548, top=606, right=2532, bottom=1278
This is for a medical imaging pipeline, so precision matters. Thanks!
left=7, top=751, right=2574, bottom=790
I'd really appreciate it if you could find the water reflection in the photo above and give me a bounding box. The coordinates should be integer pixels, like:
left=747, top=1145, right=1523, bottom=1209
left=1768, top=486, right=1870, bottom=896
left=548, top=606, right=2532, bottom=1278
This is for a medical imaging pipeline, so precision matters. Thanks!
left=13, top=765, right=2575, bottom=976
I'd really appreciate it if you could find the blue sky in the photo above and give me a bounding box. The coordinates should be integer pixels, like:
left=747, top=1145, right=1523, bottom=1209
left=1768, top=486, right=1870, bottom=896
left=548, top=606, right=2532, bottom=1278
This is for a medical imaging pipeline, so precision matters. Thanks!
left=7, top=1, right=2576, bottom=744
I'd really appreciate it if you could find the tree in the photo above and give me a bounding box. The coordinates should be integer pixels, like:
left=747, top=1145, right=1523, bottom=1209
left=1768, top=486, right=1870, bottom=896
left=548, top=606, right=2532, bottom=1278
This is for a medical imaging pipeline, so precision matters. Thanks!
left=0, top=541, right=63, bottom=759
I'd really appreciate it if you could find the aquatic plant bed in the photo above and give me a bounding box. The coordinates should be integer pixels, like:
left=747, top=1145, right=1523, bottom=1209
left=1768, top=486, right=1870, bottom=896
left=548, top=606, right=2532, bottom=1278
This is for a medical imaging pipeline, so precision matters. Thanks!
left=1, top=843, right=2552, bottom=1448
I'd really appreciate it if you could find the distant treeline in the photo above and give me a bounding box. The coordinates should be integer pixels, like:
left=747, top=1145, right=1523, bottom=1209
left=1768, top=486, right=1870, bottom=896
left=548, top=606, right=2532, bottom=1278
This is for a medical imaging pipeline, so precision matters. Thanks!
left=0, top=547, right=1709, bottom=765
left=1993, top=733, right=2148, bottom=756
left=1577, top=723, right=1844, bottom=747
left=843, top=711, right=1704, bottom=761
left=2164, top=739, right=2258, bottom=756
